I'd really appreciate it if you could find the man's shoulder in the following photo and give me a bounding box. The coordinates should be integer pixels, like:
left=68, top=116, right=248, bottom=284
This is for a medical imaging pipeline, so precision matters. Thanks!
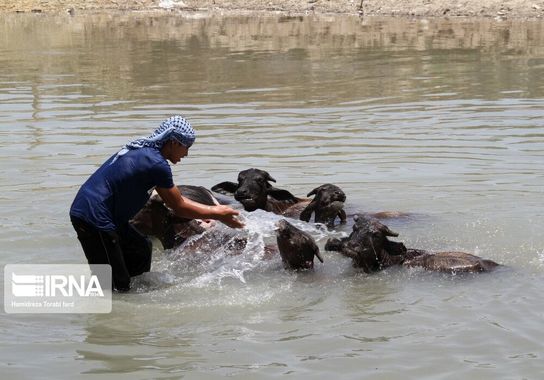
left=130, top=147, right=167, bottom=165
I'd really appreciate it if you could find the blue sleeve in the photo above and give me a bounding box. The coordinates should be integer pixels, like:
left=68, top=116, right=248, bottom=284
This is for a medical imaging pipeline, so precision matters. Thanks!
left=152, top=161, right=174, bottom=189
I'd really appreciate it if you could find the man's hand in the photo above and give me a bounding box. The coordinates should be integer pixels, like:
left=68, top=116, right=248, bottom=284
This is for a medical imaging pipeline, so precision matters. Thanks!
left=213, top=205, right=245, bottom=228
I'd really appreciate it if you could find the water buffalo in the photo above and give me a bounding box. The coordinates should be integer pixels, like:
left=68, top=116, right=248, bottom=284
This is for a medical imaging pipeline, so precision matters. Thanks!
left=130, top=185, right=222, bottom=249
left=299, top=184, right=347, bottom=227
left=211, top=169, right=348, bottom=227
left=324, top=215, right=412, bottom=272
left=276, top=219, right=323, bottom=270
left=325, top=215, right=499, bottom=274
left=211, top=168, right=305, bottom=213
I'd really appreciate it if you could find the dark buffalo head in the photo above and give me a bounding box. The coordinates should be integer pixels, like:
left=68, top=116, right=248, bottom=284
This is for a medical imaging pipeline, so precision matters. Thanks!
left=300, top=184, right=347, bottom=227
left=211, top=168, right=299, bottom=212
left=326, top=214, right=406, bottom=272
left=276, top=219, right=323, bottom=270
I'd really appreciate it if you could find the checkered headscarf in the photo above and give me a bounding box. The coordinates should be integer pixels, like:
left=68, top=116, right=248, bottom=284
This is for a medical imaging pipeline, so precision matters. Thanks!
left=111, top=115, right=196, bottom=164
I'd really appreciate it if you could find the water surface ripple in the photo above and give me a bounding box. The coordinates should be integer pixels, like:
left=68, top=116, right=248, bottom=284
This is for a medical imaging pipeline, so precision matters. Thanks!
left=1, top=13, right=543, bottom=379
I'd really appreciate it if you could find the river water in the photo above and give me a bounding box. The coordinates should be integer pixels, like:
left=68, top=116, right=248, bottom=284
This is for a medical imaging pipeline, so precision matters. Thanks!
left=1, top=12, right=543, bottom=379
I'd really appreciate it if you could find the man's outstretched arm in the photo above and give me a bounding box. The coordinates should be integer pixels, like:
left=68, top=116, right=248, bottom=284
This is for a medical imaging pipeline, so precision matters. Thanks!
left=156, top=185, right=245, bottom=229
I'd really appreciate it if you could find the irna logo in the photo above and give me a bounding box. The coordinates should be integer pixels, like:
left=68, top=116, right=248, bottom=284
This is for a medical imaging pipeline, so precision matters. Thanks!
left=11, top=273, right=104, bottom=297
left=4, top=264, right=112, bottom=314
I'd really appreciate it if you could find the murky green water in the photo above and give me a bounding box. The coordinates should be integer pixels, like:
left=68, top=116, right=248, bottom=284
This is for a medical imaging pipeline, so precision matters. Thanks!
left=1, top=13, right=544, bottom=379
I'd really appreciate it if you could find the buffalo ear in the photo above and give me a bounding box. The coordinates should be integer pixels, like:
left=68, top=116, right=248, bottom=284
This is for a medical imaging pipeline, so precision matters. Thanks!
left=211, top=181, right=238, bottom=195
left=306, top=187, right=319, bottom=197
left=379, top=224, right=399, bottom=237
left=384, top=240, right=407, bottom=256
left=263, top=171, right=277, bottom=183
left=306, top=184, right=326, bottom=197
left=299, top=200, right=316, bottom=222
left=267, top=186, right=299, bottom=202
left=314, top=246, right=324, bottom=263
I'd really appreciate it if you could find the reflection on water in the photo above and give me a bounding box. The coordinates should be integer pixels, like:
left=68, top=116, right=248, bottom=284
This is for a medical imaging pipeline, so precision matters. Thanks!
left=1, top=13, right=544, bottom=379
left=2, top=14, right=544, bottom=105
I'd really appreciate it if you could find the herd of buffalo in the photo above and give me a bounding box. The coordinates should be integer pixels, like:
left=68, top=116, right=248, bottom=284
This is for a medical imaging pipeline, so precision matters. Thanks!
left=130, top=168, right=500, bottom=274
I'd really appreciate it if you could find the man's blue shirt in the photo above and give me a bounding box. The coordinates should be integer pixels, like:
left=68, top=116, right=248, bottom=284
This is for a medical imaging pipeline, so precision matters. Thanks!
left=70, top=147, right=174, bottom=231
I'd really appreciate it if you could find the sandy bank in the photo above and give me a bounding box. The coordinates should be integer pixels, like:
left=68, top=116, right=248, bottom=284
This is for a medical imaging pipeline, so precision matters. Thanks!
left=1, top=0, right=544, bottom=19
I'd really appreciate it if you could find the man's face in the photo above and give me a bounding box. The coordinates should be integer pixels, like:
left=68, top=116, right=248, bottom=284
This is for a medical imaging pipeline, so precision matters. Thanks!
left=169, top=141, right=189, bottom=164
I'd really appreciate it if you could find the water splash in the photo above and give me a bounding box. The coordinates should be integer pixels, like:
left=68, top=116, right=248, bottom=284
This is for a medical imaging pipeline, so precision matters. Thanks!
left=130, top=271, right=177, bottom=293
left=151, top=210, right=329, bottom=288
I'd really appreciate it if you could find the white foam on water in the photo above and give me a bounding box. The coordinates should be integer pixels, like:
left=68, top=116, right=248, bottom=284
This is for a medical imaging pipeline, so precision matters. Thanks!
left=130, top=271, right=177, bottom=293
left=148, top=210, right=331, bottom=290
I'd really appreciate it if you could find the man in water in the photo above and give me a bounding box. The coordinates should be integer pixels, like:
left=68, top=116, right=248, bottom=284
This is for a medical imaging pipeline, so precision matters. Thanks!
left=70, top=115, right=244, bottom=291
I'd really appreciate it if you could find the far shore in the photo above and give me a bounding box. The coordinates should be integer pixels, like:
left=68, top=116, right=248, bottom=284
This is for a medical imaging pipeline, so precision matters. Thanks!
left=1, top=0, right=544, bottom=19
